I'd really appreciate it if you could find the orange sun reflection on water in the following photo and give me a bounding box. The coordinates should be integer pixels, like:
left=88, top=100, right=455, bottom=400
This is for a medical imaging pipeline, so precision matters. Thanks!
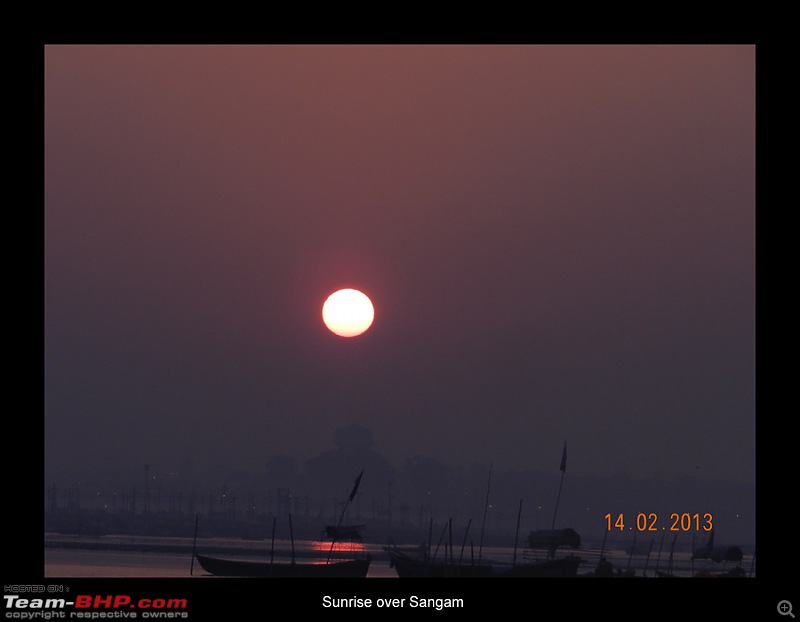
left=309, top=540, right=366, bottom=554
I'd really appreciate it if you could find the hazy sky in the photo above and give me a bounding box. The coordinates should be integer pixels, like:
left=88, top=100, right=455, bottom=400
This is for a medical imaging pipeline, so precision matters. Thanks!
left=44, top=45, right=755, bottom=485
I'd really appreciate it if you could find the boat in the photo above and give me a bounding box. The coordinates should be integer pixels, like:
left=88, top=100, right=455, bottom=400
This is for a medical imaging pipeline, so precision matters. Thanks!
left=386, top=482, right=500, bottom=578
left=691, top=531, right=744, bottom=563
left=385, top=523, right=584, bottom=579
left=385, top=547, right=583, bottom=578
left=494, top=446, right=585, bottom=578
left=492, top=554, right=583, bottom=577
left=527, top=528, right=581, bottom=551
left=491, top=528, right=583, bottom=577
left=323, top=524, right=366, bottom=541
left=657, top=567, right=747, bottom=579
left=192, top=470, right=370, bottom=578
left=580, top=558, right=638, bottom=578
left=194, top=552, right=371, bottom=578
left=387, top=445, right=588, bottom=579
left=386, top=547, right=493, bottom=578
left=702, top=566, right=748, bottom=578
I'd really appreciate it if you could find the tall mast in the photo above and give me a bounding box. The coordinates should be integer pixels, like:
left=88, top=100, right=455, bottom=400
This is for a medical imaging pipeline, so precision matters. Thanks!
left=551, top=441, right=567, bottom=530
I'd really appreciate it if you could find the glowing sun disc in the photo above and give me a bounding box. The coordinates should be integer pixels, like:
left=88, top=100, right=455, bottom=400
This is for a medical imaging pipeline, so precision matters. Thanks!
left=322, top=289, right=375, bottom=337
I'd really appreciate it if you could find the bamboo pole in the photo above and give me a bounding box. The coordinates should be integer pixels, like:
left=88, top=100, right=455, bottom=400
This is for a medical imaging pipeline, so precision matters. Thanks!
left=654, top=532, right=666, bottom=573
left=289, top=513, right=296, bottom=564
left=448, top=518, right=453, bottom=565
left=478, top=463, right=493, bottom=563
left=270, top=517, right=276, bottom=577
left=626, top=532, right=636, bottom=572
left=642, top=538, right=655, bottom=577
left=270, top=517, right=276, bottom=564
left=459, top=518, right=472, bottom=564
left=327, top=471, right=363, bottom=563
left=513, top=499, right=523, bottom=565
left=551, top=441, right=567, bottom=530
left=189, top=513, right=199, bottom=575
left=426, top=517, right=433, bottom=562
left=432, top=521, right=448, bottom=561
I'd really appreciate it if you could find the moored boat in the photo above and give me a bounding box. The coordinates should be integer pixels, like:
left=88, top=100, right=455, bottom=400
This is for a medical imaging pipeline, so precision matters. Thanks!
left=527, top=528, right=581, bottom=550
left=492, top=554, right=583, bottom=577
left=386, top=548, right=493, bottom=578
left=385, top=547, right=583, bottom=578
left=194, top=553, right=371, bottom=578
left=656, top=566, right=747, bottom=578
left=323, top=524, right=366, bottom=542
left=191, top=470, right=370, bottom=578
left=691, top=530, right=743, bottom=563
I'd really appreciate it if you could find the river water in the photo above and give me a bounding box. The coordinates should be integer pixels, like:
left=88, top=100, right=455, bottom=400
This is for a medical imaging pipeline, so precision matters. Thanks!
left=44, top=546, right=399, bottom=578
left=28, top=535, right=763, bottom=620
left=43, top=533, right=752, bottom=578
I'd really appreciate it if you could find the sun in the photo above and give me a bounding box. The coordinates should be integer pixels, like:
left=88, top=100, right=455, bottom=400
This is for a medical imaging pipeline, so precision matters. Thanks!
left=322, top=289, right=375, bottom=337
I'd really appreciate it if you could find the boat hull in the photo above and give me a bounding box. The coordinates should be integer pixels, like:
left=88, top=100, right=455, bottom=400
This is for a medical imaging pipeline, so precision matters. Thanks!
left=195, top=553, right=371, bottom=578
left=387, top=551, right=493, bottom=577
left=490, top=555, right=583, bottom=577
left=387, top=550, right=582, bottom=578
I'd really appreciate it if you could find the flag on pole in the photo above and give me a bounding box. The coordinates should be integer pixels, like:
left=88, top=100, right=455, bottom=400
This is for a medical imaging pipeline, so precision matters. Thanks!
left=559, top=441, right=567, bottom=473
left=349, top=470, right=364, bottom=502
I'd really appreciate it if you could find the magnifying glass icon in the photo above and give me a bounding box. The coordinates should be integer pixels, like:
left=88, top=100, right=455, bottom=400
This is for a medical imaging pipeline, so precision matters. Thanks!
left=778, top=601, right=795, bottom=618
